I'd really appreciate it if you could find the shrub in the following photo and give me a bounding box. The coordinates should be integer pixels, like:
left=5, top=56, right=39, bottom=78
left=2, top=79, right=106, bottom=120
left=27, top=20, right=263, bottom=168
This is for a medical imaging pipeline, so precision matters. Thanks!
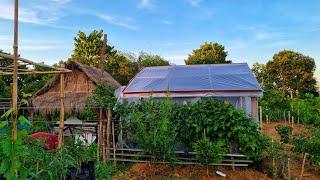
left=275, top=125, right=293, bottom=143
left=124, top=98, right=178, bottom=161
left=292, top=128, right=320, bottom=165
left=121, top=97, right=264, bottom=161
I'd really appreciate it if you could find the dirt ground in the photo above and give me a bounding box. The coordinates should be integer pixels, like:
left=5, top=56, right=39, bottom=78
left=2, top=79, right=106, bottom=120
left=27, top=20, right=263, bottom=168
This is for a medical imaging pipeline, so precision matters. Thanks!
left=113, top=121, right=320, bottom=179
left=113, top=163, right=269, bottom=180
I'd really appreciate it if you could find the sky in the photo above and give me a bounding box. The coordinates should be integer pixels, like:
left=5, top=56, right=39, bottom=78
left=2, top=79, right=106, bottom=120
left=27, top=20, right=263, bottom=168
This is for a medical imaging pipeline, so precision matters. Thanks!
left=0, top=0, right=319, bottom=76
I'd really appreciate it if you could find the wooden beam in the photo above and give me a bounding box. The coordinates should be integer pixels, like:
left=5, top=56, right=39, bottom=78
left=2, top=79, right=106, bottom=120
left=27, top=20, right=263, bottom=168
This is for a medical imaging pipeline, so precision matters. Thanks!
left=0, top=70, right=71, bottom=75
left=0, top=52, right=69, bottom=71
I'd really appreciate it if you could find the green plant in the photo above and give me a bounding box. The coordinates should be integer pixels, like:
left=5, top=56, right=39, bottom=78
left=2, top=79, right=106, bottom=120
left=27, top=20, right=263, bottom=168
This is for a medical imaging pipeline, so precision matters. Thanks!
left=123, top=97, right=178, bottom=161
left=193, top=131, right=227, bottom=176
left=292, top=128, right=320, bottom=165
left=275, top=125, right=293, bottom=143
left=95, top=162, right=114, bottom=180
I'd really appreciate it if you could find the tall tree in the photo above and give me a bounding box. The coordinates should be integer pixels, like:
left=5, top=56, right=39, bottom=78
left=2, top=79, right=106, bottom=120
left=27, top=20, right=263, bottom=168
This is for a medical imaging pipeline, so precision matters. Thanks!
left=71, top=30, right=138, bottom=85
left=71, top=30, right=117, bottom=68
left=185, top=42, right=229, bottom=65
left=265, top=50, right=316, bottom=96
left=139, top=52, right=169, bottom=67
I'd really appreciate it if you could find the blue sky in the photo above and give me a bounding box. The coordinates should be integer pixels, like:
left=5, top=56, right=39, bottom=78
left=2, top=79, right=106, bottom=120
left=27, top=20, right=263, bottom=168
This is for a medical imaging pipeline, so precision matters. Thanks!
left=0, top=0, right=319, bottom=75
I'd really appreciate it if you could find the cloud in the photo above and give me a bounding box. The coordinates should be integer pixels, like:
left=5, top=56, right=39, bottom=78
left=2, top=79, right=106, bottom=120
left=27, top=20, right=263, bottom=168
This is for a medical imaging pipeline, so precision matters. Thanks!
left=186, top=0, right=204, bottom=7
left=161, top=20, right=173, bottom=25
left=138, top=0, right=154, bottom=9
left=0, top=0, right=71, bottom=25
left=98, top=14, right=138, bottom=30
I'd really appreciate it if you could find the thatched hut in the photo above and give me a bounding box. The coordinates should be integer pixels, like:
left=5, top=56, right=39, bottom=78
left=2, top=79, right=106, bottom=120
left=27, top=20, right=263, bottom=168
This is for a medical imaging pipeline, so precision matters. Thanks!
left=31, top=61, right=120, bottom=115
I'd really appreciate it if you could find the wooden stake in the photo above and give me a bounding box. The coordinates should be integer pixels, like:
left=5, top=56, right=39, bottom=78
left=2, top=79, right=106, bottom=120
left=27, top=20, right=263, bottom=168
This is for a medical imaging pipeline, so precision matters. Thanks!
left=287, top=158, right=291, bottom=180
left=98, top=108, right=103, bottom=159
left=106, top=109, right=111, bottom=160
left=57, top=73, right=65, bottom=149
left=259, top=106, right=262, bottom=131
left=112, top=121, right=116, bottom=164
left=288, top=111, right=291, bottom=123
left=266, top=115, right=269, bottom=124
left=299, top=153, right=307, bottom=180
left=102, top=111, right=106, bottom=162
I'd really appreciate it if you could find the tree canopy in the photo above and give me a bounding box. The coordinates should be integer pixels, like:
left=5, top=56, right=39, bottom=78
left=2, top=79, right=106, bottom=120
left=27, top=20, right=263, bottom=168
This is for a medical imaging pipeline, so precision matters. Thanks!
left=185, top=42, right=229, bottom=65
left=139, top=52, right=169, bottom=67
left=252, top=50, right=317, bottom=96
left=70, top=30, right=138, bottom=85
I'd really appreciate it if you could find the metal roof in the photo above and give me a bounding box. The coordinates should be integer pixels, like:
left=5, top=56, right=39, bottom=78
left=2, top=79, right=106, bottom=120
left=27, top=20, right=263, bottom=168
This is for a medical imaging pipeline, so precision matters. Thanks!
left=123, top=63, right=262, bottom=94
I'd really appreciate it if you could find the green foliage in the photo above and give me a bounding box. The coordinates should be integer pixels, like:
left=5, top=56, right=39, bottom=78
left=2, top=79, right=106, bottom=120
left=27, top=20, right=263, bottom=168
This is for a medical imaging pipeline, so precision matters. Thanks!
left=260, top=89, right=290, bottom=122
left=71, top=30, right=117, bottom=68
left=253, top=50, right=317, bottom=96
left=121, top=97, right=264, bottom=161
left=123, top=98, right=178, bottom=161
left=292, top=128, right=320, bottom=165
left=82, top=82, right=116, bottom=120
left=174, top=98, right=263, bottom=161
left=70, top=30, right=138, bottom=85
left=290, top=93, right=320, bottom=125
left=95, top=162, right=114, bottom=180
left=193, top=133, right=227, bottom=165
left=185, top=42, right=229, bottom=65
left=139, top=52, right=169, bottom=67
left=275, top=125, right=293, bottom=143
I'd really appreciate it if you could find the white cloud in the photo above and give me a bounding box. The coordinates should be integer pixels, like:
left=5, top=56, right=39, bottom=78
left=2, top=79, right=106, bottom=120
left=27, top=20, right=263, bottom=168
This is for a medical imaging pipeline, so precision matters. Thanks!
left=0, top=0, right=71, bottom=25
left=161, top=20, right=173, bottom=25
left=98, top=14, right=138, bottom=30
left=138, top=0, right=155, bottom=10
left=187, top=0, right=204, bottom=7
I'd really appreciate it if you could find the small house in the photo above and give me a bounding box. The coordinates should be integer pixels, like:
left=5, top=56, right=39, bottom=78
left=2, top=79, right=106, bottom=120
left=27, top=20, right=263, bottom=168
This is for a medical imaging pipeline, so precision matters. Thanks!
left=31, top=61, right=120, bottom=115
left=118, top=63, right=263, bottom=122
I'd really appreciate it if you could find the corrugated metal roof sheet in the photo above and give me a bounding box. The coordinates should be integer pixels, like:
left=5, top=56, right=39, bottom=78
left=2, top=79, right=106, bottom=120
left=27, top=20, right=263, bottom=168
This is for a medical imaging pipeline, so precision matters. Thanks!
left=123, top=63, right=262, bottom=94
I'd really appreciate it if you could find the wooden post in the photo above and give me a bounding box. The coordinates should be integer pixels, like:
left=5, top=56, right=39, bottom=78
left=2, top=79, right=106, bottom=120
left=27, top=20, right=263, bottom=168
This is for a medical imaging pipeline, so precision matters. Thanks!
left=11, top=0, right=19, bottom=141
left=299, top=153, right=307, bottom=180
left=106, top=109, right=111, bottom=160
left=98, top=108, right=103, bottom=159
left=284, top=111, right=286, bottom=121
left=112, top=120, right=116, bottom=164
left=102, top=111, right=106, bottom=162
left=291, top=116, right=294, bottom=128
left=287, top=158, right=291, bottom=180
left=57, top=73, right=65, bottom=149
left=119, top=117, right=123, bottom=149
left=266, top=115, right=269, bottom=124
left=288, top=111, right=291, bottom=123
left=259, top=106, right=262, bottom=131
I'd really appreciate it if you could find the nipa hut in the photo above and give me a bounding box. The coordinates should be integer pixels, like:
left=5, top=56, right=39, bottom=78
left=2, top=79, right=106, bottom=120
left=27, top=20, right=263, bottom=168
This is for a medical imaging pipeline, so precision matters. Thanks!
left=31, top=61, right=120, bottom=115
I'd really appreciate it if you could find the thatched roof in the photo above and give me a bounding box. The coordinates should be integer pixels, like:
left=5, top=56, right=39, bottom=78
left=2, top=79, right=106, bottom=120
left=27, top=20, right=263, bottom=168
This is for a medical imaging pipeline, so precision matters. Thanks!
left=34, top=61, right=120, bottom=97
left=31, top=61, right=120, bottom=115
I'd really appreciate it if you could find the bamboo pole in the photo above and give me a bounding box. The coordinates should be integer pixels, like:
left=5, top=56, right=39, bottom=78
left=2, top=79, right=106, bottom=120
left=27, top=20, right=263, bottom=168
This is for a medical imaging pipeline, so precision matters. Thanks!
left=102, top=112, right=106, bottom=162
left=299, top=153, right=307, bottom=180
left=11, top=0, right=19, bottom=141
left=287, top=158, right=291, bottom=180
left=98, top=108, right=103, bottom=159
left=106, top=109, right=111, bottom=160
left=112, top=121, right=116, bottom=164
left=57, top=73, right=65, bottom=149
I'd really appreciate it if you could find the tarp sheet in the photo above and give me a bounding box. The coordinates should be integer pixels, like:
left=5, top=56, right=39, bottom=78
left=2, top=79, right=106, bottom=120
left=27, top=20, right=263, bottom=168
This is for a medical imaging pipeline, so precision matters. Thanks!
left=124, top=63, right=262, bottom=93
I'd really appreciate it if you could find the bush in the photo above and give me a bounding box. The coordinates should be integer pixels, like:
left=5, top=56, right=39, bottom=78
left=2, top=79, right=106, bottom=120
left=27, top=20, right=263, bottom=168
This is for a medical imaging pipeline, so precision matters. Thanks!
left=121, top=97, right=264, bottom=161
left=124, top=98, right=178, bottom=161
left=292, top=128, right=320, bottom=165
left=275, top=125, right=293, bottom=143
